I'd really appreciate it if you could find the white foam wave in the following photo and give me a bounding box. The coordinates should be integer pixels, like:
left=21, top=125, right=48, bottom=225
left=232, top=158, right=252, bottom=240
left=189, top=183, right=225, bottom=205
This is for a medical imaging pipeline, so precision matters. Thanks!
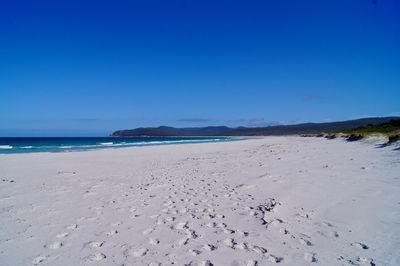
left=0, top=145, right=13, bottom=149
left=0, top=138, right=235, bottom=153
left=71, top=139, right=229, bottom=150
left=99, top=142, right=114, bottom=145
left=131, top=138, right=226, bottom=146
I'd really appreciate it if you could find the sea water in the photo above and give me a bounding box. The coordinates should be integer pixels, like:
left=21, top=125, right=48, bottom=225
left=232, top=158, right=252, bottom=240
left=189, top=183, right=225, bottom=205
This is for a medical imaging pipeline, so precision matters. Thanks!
left=0, top=137, right=238, bottom=154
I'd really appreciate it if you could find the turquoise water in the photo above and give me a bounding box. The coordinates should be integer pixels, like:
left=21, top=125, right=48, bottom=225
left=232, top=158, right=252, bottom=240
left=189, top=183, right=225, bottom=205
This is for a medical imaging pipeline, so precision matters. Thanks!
left=0, top=137, right=238, bottom=154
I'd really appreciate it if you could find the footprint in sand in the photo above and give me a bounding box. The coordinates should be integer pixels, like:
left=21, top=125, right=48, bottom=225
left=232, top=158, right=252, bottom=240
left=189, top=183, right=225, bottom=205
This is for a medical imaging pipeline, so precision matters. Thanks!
left=56, top=232, right=69, bottom=238
left=32, top=256, right=47, bottom=265
left=88, top=241, right=104, bottom=248
left=124, top=247, right=149, bottom=257
left=250, top=245, right=268, bottom=255
left=356, top=257, right=375, bottom=265
left=236, top=230, right=249, bottom=237
left=329, top=231, right=339, bottom=238
left=149, top=238, right=160, bottom=245
left=185, top=229, right=199, bottom=239
left=216, top=223, right=227, bottom=228
left=268, top=255, right=284, bottom=263
left=352, top=242, right=369, bottom=250
left=178, top=238, right=190, bottom=246
left=246, top=260, right=258, bottom=266
left=143, top=228, right=154, bottom=235
left=77, top=217, right=87, bottom=222
left=165, top=216, right=175, bottom=222
left=106, top=230, right=118, bottom=236
left=203, top=244, right=217, bottom=251
left=148, top=262, right=162, bottom=266
left=111, top=221, right=123, bottom=226
left=206, top=222, right=217, bottom=228
left=66, top=224, right=78, bottom=230
left=223, top=228, right=235, bottom=234
left=222, top=238, right=236, bottom=248
left=188, top=249, right=202, bottom=256
left=299, top=237, right=313, bottom=246
left=175, top=221, right=189, bottom=230
left=304, top=252, right=317, bottom=263
left=200, top=260, right=214, bottom=266
left=323, top=221, right=333, bottom=227
left=48, top=242, right=63, bottom=249
left=279, top=228, right=289, bottom=235
left=235, top=242, right=249, bottom=251
left=87, top=253, right=106, bottom=262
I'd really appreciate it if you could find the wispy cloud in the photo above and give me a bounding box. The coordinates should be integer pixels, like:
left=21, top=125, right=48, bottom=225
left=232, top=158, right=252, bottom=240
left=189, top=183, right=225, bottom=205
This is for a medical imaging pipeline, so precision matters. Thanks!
left=302, top=95, right=321, bottom=102
left=228, top=117, right=265, bottom=123
left=227, top=117, right=284, bottom=127
left=0, top=118, right=102, bottom=123
left=70, top=118, right=100, bottom=122
left=176, top=118, right=213, bottom=123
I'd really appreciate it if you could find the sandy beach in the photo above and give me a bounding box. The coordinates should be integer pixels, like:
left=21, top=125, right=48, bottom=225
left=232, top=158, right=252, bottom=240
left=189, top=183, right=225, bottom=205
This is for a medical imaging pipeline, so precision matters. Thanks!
left=0, top=137, right=399, bottom=266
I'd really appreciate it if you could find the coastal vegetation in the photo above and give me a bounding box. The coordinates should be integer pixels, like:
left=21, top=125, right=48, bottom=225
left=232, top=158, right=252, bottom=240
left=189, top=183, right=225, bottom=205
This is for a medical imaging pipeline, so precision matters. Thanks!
left=341, top=119, right=400, bottom=134
left=311, top=119, right=400, bottom=145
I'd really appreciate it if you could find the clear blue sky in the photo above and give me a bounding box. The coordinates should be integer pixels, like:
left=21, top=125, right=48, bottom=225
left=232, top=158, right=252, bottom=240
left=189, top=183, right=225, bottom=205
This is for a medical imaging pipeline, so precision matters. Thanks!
left=1, top=0, right=399, bottom=136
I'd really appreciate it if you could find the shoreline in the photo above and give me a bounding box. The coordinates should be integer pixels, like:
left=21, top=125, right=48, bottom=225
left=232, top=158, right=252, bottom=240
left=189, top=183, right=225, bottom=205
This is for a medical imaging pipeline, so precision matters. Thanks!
left=0, top=136, right=246, bottom=155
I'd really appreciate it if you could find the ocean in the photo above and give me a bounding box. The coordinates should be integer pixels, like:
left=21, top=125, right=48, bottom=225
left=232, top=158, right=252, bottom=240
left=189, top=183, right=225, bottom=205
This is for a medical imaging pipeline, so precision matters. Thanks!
left=0, top=137, right=238, bottom=154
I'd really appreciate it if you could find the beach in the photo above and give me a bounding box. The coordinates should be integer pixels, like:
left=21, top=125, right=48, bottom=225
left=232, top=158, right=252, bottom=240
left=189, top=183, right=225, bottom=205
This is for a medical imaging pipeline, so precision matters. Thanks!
left=0, top=136, right=399, bottom=265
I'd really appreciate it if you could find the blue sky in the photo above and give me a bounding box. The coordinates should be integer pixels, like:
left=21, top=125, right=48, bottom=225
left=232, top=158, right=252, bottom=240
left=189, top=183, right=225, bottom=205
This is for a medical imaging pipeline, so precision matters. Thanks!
left=1, top=0, right=399, bottom=136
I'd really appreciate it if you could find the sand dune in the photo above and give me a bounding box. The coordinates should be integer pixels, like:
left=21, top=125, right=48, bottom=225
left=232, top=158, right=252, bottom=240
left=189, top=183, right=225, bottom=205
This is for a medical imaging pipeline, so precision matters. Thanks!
left=0, top=137, right=399, bottom=265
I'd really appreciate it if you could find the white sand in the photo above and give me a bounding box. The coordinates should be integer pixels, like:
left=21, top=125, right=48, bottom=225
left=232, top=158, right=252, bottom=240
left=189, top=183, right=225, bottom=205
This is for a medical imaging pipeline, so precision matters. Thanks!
left=0, top=137, right=399, bottom=266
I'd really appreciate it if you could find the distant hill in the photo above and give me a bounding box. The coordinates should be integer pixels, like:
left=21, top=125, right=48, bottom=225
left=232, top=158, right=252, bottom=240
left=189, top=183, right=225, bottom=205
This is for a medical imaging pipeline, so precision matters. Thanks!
left=110, top=117, right=400, bottom=137
left=111, top=126, right=233, bottom=137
